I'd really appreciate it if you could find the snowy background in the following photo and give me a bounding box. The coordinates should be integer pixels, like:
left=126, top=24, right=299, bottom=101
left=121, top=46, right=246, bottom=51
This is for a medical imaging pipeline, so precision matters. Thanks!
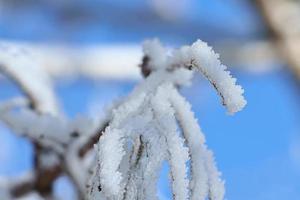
left=1, top=0, right=300, bottom=199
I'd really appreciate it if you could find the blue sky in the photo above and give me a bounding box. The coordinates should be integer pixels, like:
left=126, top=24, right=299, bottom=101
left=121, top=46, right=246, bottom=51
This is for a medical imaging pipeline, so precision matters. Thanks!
left=1, top=69, right=300, bottom=199
left=1, top=0, right=300, bottom=199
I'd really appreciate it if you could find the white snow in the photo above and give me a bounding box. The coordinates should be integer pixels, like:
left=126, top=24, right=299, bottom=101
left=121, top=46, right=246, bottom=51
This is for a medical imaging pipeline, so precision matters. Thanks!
left=170, top=40, right=247, bottom=114
left=0, top=38, right=246, bottom=200
left=0, top=41, right=59, bottom=115
left=89, top=38, right=244, bottom=200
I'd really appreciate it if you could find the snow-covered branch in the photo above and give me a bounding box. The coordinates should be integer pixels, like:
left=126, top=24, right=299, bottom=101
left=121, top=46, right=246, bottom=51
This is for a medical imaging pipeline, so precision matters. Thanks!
left=0, top=42, right=106, bottom=199
left=0, top=41, right=59, bottom=115
left=89, top=39, right=246, bottom=200
left=0, top=38, right=246, bottom=200
left=170, top=40, right=246, bottom=114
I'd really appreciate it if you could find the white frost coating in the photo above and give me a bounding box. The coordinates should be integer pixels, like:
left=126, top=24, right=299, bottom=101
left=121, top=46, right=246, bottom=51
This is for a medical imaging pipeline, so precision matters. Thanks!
left=2, top=109, right=63, bottom=141
left=89, top=38, right=245, bottom=200
left=93, top=93, right=147, bottom=198
left=119, top=104, right=167, bottom=200
left=143, top=38, right=168, bottom=70
left=139, top=128, right=166, bottom=200
left=0, top=108, right=69, bottom=151
left=169, top=86, right=225, bottom=200
left=0, top=97, right=28, bottom=112
left=132, top=69, right=193, bottom=98
left=152, top=85, right=189, bottom=200
left=65, top=136, right=90, bottom=197
left=0, top=99, right=98, bottom=154
left=98, top=127, right=125, bottom=197
left=204, top=150, right=225, bottom=200
left=0, top=41, right=59, bottom=115
left=110, top=93, right=146, bottom=128
left=170, top=39, right=246, bottom=114
left=0, top=38, right=245, bottom=200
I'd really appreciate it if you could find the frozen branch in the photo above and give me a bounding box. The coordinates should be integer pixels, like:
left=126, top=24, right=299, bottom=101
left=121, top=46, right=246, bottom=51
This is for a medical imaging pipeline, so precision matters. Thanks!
left=152, top=85, right=189, bottom=200
left=170, top=40, right=247, bottom=114
left=0, top=38, right=246, bottom=200
left=0, top=41, right=59, bottom=115
left=90, top=39, right=246, bottom=200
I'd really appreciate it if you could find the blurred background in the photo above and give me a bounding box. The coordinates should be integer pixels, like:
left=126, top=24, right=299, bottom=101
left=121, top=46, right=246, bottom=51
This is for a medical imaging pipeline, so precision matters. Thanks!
left=1, top=0, right=300, bottom=199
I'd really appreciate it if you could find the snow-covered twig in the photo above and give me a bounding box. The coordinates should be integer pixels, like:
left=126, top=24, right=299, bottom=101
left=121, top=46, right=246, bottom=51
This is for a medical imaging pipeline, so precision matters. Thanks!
left=0, top=41, right=59, bottom=115
left=90, top=39, right=246, bottom=200
left=0, top=38, right=246, bottom=200
left=169, top=86, right=224, bottom=200
left=170, top=40, right=246, bottom=114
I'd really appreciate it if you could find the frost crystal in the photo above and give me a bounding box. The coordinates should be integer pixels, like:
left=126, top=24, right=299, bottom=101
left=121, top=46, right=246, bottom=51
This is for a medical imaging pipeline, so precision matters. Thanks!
left=0, top=39, right=246, bottom=200
left=170, top=40, right=247, bottom=114
left=89, top=39, right=246, bottom=200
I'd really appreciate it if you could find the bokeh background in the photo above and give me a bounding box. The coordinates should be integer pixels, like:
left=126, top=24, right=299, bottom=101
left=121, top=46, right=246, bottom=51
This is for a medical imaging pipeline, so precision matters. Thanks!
left=1, top=0, right=300, bottom=199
